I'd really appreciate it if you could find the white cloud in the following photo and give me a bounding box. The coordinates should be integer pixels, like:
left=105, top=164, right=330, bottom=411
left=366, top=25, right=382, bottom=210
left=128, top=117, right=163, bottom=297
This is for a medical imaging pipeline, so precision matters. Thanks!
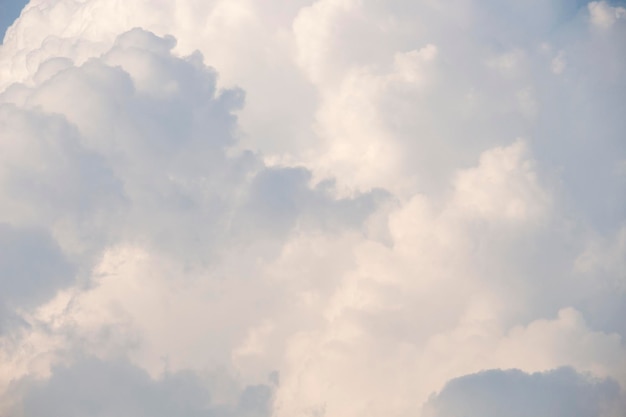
left=0, top=1, right=624, bottom=417
left=270, top=140, right=625, bottom=417
left=551, top=50, right=567, bottom=74
left=452, top=139, right=550, bottom=222
left=589, top=1, right=626, bottom=29
left=0, top=25, right=383, bottom=414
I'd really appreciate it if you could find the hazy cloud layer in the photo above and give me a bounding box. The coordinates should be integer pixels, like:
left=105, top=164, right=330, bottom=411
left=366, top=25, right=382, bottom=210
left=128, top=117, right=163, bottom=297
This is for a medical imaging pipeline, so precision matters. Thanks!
left=0, top=1, right=624, bottom=417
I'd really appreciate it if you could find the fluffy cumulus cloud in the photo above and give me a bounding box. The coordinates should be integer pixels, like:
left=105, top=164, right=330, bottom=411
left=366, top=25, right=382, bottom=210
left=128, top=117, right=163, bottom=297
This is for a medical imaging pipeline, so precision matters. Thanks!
left=423, top=367, right=626, bottom=417
left=0, top=1, right=624, bottom=417
left=11, top=357, right=272, bottom=417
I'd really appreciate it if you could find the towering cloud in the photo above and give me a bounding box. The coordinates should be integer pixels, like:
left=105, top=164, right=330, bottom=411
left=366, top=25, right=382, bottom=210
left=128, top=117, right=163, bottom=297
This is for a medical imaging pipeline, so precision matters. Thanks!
left=0, top=1, right=624, bottom=417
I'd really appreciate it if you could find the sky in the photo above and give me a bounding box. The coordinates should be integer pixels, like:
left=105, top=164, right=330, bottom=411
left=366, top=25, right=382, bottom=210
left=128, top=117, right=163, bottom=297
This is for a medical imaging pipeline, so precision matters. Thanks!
left=0, top=0, right=27, bottom=39
left=0, top=1, right=624, bottom=416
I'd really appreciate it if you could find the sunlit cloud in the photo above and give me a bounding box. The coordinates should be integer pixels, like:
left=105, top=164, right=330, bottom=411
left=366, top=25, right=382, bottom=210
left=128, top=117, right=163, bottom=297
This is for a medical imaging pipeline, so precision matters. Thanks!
left=0, top=1, right=624, bottom=416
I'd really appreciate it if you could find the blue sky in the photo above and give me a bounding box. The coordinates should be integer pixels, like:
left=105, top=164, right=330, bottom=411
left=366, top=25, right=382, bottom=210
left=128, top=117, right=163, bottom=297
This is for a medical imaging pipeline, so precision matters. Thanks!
left=0, top=0, right=28, bottom=40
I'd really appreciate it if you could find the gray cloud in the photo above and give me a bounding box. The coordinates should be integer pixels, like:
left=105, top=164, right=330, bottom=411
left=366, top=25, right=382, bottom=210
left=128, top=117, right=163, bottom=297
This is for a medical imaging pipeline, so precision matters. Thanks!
left=13, top=357, right=273, bottom=417
left=1, top=26, right=383, bottom=263
left=0, top=223, right=73, bottom=331
left=423, top=367, right=625, bottom=417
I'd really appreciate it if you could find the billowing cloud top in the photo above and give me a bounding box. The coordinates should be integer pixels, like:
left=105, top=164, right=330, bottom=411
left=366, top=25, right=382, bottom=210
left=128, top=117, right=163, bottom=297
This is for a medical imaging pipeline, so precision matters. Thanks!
left=0, top=1, right=624, bottom=417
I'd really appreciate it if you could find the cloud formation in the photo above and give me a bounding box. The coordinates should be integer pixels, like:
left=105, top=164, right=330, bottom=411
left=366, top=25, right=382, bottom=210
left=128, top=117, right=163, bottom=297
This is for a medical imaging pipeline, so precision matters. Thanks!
left=14, top=357, right=273, bottom=417
left=423, top=367, right=625, bottom=417
left=0, top=1, right=624, bottom=417
left=0, top=223, right=73, bottom=331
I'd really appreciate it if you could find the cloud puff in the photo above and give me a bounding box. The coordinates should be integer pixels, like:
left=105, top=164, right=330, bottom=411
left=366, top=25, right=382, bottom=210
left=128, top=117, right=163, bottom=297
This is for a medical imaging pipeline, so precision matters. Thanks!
left=270, top=140, right=625, bottom=417
left=0, top=25, right=384, bottom=415
left=423, top=367, right=626, bottom=417
left=10, top=357, right=273, bottom=417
